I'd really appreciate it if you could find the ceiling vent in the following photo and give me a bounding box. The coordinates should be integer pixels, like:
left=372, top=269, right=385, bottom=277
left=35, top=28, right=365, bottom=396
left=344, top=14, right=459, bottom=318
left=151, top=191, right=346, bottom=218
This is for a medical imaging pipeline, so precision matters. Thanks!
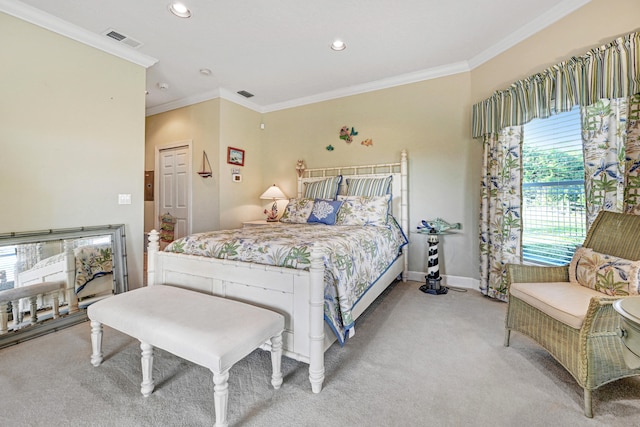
left=237, top=90, right=254, bottom=98
left=102, top=29, right=143, bottom=49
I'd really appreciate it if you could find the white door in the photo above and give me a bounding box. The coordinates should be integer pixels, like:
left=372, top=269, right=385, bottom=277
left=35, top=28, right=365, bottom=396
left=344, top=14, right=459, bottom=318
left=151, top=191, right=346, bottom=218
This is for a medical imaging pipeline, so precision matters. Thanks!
left=158, top=145, right=190, bottom=240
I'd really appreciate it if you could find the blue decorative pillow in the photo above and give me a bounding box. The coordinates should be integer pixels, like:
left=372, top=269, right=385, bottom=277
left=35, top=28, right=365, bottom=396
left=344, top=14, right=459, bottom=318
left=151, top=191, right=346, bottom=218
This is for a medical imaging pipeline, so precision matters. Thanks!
left=307, top=199, right=343, bottom=225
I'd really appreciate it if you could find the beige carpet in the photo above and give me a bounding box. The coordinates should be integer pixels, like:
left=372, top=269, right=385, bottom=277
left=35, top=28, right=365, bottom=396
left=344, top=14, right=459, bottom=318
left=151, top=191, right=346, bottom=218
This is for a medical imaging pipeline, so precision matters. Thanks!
left=1, top=281, right=640, bottom=426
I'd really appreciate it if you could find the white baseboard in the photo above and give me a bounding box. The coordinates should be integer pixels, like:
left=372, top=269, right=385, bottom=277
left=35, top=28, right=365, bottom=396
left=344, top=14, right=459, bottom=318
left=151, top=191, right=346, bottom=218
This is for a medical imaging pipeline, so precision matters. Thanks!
left=406, top=270, right=479, bottom=291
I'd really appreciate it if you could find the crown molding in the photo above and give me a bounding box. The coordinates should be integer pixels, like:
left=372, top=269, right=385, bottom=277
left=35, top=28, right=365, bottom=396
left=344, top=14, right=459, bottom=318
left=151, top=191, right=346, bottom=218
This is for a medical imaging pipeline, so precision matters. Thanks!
left=145, top=88, right=266, bottom=116
left=468, top=0, right=591, bottom=69
left=263, top=61, right=471, bottom=113
left=1, top=0, right=158, bottom=68
left=145, top=89, right=220, bottom=116
left=218, top=88, right=266, bottom=113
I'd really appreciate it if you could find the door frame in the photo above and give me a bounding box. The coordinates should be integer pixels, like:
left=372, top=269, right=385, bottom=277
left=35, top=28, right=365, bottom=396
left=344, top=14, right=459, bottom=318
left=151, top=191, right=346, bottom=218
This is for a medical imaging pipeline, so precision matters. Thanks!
left=154, top=140, right=193, bottom=236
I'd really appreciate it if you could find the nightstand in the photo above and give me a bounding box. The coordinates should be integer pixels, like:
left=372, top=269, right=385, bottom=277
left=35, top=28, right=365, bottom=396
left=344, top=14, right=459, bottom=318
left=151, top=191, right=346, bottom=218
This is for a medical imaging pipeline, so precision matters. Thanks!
left=242, top=220, right=279, bottom=227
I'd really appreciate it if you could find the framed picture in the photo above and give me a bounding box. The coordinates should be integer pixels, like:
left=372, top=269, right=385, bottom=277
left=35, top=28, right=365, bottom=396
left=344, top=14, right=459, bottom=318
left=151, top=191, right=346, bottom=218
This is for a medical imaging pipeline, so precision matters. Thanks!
left=227, top=147, right=245, bottom=166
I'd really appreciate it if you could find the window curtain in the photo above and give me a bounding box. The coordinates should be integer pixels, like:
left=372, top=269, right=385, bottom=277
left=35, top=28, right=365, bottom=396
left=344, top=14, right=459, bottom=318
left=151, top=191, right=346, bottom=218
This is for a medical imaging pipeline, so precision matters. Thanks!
left=473, top=32, right=640, bottom=138
left=582, top=94, right=640, bottom=227
left=479, top=127, right=522, bottom=301
left=473, top=31, right=639, bottom=301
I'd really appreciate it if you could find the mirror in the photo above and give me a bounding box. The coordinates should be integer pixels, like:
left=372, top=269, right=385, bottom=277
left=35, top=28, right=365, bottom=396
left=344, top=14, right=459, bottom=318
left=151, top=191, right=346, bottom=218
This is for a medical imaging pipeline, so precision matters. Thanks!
left=0, top=224, right=127, bottom=348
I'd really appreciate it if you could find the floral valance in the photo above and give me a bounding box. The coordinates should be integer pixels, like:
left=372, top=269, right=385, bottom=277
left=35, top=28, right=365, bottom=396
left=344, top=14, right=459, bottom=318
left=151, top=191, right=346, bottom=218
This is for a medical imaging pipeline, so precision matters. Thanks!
left=472, top=31, right=640, bottom=138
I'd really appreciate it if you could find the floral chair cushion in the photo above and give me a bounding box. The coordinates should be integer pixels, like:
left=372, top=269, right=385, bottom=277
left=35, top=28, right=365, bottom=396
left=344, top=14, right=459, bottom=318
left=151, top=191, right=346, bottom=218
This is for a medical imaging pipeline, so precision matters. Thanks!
left=569, top=247, right=640, bottom=296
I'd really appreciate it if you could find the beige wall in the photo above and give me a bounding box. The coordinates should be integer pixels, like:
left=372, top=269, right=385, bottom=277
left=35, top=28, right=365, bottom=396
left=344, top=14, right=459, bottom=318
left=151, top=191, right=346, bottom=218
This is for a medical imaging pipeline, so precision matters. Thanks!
left=1, top=13, right=146, bottom=287
left=218, top=99, right=264, bottom=229
left=262, top=73, right=480, bottom=279
left=145, top=98, right=263, bottom=233
left=145, top=99, right=221, bottom=234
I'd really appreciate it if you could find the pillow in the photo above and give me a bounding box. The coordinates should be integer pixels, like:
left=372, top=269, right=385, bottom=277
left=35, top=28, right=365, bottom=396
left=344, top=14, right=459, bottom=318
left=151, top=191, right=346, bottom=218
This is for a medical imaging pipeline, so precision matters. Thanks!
left=279, top=198, right=315, bottom=224
left=335, top=195, right=391, bottom=227
left=569, top=247, right=640, bottom=296
left=303, top=176, right=342, bottom=200
left=307, top=199, right=343, bottom=225
left=346, top=176, right=392, bottom=196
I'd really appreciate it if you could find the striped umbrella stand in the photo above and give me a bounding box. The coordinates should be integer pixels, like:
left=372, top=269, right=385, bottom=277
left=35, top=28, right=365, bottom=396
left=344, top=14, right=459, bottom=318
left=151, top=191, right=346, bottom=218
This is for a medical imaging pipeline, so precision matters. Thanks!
left=419, top=232, right=448, bottom=295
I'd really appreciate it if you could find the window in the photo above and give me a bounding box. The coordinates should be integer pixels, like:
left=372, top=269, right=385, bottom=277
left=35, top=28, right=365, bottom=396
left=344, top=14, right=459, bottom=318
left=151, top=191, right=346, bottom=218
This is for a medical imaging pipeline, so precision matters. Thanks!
left=0, top=245, right=16, bottom=287
left=522, top=107, right=586, bottom=265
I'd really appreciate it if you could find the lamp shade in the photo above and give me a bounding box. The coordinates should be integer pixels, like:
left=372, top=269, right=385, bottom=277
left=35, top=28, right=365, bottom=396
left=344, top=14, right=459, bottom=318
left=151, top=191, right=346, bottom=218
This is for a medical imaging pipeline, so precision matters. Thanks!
left=260, top=184, right=287, bottom=200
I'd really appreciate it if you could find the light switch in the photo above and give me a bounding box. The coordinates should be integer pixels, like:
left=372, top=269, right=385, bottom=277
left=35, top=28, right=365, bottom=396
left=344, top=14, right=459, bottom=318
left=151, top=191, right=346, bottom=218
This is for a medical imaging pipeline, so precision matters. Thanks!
left=118, top=194, right=132, bottom=205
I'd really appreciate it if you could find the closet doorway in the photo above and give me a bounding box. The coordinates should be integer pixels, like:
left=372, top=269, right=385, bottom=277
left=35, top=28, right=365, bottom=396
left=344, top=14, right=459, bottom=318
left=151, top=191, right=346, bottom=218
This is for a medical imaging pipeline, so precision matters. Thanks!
left=155, top=141, right=192, bottom=242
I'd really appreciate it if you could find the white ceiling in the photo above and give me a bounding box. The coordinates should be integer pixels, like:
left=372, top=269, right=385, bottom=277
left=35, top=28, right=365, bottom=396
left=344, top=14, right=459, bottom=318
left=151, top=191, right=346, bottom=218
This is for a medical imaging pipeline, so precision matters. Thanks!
left=6, top=0, right=590, bottom=115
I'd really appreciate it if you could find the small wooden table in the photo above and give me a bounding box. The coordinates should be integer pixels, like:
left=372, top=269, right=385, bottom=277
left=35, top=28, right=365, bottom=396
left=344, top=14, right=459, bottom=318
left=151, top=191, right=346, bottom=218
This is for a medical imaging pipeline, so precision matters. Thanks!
left=613, top=298, right=640, bottom=369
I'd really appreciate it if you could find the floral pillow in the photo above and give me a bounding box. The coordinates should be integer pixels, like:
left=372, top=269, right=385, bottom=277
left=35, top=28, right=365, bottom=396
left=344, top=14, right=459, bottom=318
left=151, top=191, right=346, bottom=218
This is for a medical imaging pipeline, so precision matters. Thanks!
left=279, top=198, right=315, bottom=224
left=335, top=195, right=391, bottom=227
left=307, top=199, right=343, bottom=225
left=569, top=247, right=640, bottom=296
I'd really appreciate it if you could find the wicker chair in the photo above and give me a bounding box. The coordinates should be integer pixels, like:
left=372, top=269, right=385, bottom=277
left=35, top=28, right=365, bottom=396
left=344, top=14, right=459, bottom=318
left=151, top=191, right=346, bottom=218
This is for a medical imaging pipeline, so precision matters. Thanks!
left=505, top=211, right=640, bottom=417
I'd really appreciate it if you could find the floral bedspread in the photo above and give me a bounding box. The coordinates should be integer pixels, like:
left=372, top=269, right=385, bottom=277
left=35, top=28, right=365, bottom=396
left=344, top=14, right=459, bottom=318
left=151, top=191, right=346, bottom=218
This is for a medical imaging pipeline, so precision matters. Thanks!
left=165, top=220, right=408, bottom=344
left=26, top=244, right=113, bottom=294
left=74, top=244, right=112, bottom=294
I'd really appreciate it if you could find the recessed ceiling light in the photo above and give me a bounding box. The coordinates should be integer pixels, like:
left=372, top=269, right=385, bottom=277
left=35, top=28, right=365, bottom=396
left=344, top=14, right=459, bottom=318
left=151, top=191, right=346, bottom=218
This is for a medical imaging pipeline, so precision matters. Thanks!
left=199, top=68, right=212, bottom=76
left=330, top=40, right=346, bottom=51
left=168, top=2, right=191, bottom=18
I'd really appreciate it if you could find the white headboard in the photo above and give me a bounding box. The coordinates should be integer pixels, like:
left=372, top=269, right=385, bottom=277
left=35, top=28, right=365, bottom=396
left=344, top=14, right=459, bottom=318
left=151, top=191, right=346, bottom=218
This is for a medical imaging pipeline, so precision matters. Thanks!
left=296, top=149, right=408, bottom=239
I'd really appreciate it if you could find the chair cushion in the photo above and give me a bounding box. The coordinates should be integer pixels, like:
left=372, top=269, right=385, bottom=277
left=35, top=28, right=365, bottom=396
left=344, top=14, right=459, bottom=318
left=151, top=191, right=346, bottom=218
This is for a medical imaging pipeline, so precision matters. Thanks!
left=510, top=281, right=603, bottom=329
left=569, top=247, right=640, bottom=296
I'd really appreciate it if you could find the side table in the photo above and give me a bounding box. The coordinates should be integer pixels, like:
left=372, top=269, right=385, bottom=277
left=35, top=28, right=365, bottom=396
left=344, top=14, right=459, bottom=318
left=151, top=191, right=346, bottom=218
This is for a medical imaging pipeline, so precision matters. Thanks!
left=613, top=298, right=640, bottom=369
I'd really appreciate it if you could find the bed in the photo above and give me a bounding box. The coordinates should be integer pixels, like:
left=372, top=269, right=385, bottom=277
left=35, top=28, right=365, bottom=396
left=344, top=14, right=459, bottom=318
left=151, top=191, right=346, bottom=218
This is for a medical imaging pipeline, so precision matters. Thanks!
left=16, top=241, right=114, bottom=317
left=147, top=150, right=408, bottom=393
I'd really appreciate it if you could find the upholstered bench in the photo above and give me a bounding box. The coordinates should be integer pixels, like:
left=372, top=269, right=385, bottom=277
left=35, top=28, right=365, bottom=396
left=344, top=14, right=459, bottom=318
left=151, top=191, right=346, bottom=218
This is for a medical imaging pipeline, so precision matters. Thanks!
left=0, top=280, right=65, bottom=332
left=87, top=285, right=285, bottom=427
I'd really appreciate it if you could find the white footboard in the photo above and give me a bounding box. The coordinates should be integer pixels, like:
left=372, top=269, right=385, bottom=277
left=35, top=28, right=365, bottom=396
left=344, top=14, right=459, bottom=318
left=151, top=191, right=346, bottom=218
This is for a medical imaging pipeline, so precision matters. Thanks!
left=147, top=230, right=327, bottom=392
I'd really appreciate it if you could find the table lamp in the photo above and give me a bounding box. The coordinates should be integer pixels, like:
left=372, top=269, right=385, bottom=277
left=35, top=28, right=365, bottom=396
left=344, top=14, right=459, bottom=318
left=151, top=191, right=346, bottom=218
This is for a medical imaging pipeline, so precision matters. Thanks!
left=260, top=184, right=287, bottom=221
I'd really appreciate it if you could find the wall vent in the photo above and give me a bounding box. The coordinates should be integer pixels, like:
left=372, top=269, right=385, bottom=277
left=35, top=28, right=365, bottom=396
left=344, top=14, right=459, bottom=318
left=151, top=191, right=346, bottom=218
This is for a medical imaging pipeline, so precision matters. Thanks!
left=102, top=29, right=143, bottom=49
left=237, top=90, right=254, bottom=98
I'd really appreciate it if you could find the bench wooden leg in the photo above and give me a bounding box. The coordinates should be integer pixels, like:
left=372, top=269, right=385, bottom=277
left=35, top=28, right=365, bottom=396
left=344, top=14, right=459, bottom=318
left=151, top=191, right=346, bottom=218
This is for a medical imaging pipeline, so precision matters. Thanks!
left=90, top=321, right=104, bottom=367
left=270, top=333, right=283, bottom=389
left=140, top=341, right=155, bottom=397
left=0, top=302, right=8, bottom=334
left=29, top=296, right=38, bottom=324
left=51, top=293, right=60, bottom=319
left=212, top=369, right=230, bottom=427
